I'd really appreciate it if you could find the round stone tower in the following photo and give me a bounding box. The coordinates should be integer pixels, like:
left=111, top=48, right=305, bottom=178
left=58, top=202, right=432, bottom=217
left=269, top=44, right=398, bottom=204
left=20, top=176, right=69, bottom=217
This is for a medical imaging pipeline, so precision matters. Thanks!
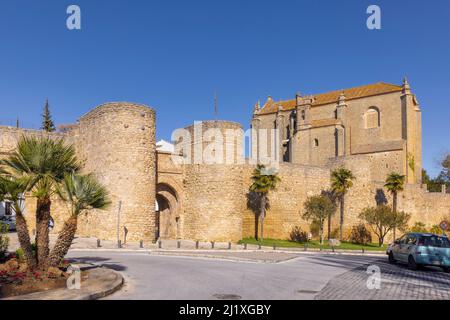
left=76, top=102, right=156, bottom=242
left=181, top=120, right=245, bottom=242
left=178, top=120, right=244, bottom=165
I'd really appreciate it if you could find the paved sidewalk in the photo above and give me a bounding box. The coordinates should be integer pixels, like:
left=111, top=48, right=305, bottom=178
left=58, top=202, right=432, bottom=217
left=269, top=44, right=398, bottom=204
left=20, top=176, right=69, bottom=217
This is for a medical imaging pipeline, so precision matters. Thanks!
left=7, top=232, right=385, bottom=257
left=316, top=260, right=450, bottom=300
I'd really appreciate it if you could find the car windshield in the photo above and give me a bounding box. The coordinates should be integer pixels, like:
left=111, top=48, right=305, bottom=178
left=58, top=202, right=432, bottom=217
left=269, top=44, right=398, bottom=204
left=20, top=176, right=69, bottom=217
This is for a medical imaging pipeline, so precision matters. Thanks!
left=420, top=236, right=450, bottom=248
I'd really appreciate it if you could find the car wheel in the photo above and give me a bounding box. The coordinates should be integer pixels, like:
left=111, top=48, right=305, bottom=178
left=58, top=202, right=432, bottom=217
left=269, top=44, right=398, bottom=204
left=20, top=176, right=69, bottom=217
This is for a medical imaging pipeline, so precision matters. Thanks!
left=408, top=255, right=418, bottom=270
left=388, top=252, right=396, bottom=264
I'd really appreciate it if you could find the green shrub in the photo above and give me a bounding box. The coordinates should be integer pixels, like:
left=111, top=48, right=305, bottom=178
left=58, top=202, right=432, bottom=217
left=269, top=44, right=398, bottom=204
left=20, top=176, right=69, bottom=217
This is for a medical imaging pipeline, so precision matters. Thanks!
left=15, top=247, right=24, bottom=262
left=349, top=224, right=372, bottom=245
left=309, top=221, right=321, bottom=238
left=410, top=222, right=428, bottom=233
left=330, top=227, right=340, bottom=239
left=290, top=226, right=308, bottom=243
left=430, top=225, right=443, bottom=235
left=0, top=223, right=9, bottom=260
left=15, top=243, right=37, bottom=263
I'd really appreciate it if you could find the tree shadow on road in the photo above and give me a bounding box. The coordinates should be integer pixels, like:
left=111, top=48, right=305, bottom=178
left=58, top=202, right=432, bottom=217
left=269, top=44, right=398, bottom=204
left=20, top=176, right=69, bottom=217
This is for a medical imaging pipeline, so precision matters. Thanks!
left=69, top=256, right=128, bottom=272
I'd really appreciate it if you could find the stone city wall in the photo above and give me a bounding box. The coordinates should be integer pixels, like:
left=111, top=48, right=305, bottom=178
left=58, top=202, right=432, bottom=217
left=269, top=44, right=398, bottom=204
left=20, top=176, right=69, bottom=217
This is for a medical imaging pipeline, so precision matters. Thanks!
left=240, top=154, right=450, bottom=242
left=75, top=102, right=157, bottom=243
left=0, top=107, right=448, bottom=244
left=242, top=163, right=331, bottom=240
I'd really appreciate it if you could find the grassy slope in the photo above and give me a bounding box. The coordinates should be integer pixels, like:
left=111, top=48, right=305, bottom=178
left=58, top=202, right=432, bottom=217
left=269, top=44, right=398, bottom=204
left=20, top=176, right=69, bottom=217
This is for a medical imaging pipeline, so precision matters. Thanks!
left=239, top=238, right=388, bottom=251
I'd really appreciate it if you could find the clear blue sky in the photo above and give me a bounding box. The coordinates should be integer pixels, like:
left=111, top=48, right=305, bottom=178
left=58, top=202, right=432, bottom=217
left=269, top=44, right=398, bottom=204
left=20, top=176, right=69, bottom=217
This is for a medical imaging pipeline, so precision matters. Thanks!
left=0, top=0, right=449, bottom=176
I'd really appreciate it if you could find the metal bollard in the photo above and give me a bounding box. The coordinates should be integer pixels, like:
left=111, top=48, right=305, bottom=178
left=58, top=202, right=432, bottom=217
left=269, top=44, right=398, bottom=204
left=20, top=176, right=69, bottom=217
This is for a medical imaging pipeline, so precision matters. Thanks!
left=258, top=244, right=261, bottom=250
left=177, top=240, right=181, bottom=249
left=243, top=243, right=247, bottom=250
left=140, top=240, right=144, bottom=248
left=158, top=240, right=162, bottom=249
left=196, top=241, right=199, bottom=249
left=273, top=244, right=276, bottom=250
left=118, top=240, right=122, bottom=248
left=362, top=248, right=365, bottom=254
left=211, top=241, right=215, bottom=249
left=332, top=246, right=335, bottom=253
left=304, top=243, right=307, bottom=251
left=228, top=242, right=231, bottom=250
left=97, top=239, right=101, bottom=248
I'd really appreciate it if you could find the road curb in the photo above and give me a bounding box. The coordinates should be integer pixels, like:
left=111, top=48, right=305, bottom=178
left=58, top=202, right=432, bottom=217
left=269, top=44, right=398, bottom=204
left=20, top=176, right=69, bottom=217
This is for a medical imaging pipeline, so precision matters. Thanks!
left=69, top=247, right=386, bottom=257
left=2, top=267, right=124, bottom=300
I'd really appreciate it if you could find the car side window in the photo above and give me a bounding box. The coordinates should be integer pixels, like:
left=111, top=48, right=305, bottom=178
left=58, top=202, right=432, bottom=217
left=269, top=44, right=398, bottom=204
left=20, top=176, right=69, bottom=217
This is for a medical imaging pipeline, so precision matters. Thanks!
left=397, top=235, right=407, bottom=244
left=406, top=236, right=417, bottom=245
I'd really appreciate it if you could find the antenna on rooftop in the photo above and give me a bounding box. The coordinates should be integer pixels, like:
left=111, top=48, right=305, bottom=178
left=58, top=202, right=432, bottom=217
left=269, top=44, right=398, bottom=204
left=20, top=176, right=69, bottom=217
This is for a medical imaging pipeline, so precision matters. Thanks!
left=214, top=90, right=218, bottom=121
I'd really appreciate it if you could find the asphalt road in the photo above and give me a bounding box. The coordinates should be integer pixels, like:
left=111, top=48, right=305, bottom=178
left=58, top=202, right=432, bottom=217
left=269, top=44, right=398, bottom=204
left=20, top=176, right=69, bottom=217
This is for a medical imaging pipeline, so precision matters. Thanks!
left=67, top=251, right=382, bottom=300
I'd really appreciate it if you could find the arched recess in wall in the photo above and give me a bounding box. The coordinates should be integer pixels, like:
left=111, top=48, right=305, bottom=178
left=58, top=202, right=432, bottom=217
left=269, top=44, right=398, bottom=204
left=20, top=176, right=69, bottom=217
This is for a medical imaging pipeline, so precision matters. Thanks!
left=364, top=106, right=381, bottom=129
left=156, top=182, right=180, bottom=240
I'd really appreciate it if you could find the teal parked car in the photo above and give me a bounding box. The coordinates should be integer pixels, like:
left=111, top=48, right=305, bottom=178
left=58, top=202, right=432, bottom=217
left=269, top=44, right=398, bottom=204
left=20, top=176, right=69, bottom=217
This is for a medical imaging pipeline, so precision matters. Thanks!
left=386, top=233, right=450, bottom=272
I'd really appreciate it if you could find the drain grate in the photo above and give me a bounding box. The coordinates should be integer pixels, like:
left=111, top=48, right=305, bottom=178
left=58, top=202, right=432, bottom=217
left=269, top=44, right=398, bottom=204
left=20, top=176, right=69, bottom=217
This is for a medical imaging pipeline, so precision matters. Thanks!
left=297, top=289, right=319, bottom=294
left=213, top=293, right=242, bottom=300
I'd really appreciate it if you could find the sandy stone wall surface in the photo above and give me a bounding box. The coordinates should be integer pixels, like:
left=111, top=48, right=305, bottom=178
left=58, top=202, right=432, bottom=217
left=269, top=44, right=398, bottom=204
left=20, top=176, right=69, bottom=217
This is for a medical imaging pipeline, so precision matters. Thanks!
left=182, top=164, right=244, bottom=242
left=240, top=155, right=450, bottom=242
left=242, top=163, right=331, bottom=240
left=75, top=102, right=156, bottom=242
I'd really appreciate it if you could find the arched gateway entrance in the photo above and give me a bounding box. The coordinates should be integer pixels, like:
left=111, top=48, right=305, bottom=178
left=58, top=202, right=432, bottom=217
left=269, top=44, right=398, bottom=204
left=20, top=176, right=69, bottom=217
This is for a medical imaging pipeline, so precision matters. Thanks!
left=156, top=183, right=180, bottom=239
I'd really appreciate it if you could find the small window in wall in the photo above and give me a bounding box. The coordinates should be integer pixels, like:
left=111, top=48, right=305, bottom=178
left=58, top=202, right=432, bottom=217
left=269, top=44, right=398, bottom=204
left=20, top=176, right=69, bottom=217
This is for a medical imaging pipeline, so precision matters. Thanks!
left=301, top=110, right=306, bottom=120
left=365, top=107, right=380, bottom=129
left=314, top=139, right=319, bottom=147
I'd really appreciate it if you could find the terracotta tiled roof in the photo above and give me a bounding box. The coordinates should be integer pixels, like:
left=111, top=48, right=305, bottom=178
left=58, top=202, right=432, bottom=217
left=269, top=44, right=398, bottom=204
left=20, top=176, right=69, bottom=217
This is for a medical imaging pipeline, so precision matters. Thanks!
left=259, top=82, right=402, bottom=115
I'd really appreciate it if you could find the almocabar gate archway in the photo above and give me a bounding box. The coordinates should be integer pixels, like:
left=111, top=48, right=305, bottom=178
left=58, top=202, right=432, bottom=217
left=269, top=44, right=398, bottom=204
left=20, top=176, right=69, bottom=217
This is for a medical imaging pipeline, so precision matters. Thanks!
left=156, top=183, right=179, bottom=239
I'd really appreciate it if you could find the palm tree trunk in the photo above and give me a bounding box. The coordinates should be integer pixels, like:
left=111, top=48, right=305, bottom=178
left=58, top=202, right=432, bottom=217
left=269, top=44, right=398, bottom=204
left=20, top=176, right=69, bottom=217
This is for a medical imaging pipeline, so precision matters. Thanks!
left=36, top=196, right=51, bottom=270
left=260, top=194, right=266, bottom=242
left=15, top=212, right=36, bottom=270
left=393, top=192, right=397, bottom=241
left=254, top=208, right=259, bottom=241
left=49, top=215, right=78, bottom=267
left=339, top=196, right=345, bottom=241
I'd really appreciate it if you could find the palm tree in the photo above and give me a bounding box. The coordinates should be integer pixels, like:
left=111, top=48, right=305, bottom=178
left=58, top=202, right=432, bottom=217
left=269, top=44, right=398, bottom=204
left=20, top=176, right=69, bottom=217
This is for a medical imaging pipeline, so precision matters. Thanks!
left=321, top=190, right=337, bottom=240
left=0, top=175, right=36, bottom=269
left=49, top=173, right=110, bottom=267
left=331, top=168, right=355, bottom=241
left=2, top=136, right=80, bottom=270
left=249, top=165, right=280, bottom=242
left=385, top=172, right=405, bottom=241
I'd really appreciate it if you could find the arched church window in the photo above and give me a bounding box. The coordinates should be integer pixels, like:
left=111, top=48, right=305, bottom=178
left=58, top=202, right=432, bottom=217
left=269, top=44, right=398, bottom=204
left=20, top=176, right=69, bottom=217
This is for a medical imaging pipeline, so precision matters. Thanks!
left=365, top=107, right=380, bottom=129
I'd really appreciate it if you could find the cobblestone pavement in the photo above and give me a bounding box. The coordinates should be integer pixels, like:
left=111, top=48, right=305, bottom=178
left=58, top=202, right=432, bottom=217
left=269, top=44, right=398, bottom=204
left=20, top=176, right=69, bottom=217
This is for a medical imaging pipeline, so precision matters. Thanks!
left=315, top=258, right=450, bottom=300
